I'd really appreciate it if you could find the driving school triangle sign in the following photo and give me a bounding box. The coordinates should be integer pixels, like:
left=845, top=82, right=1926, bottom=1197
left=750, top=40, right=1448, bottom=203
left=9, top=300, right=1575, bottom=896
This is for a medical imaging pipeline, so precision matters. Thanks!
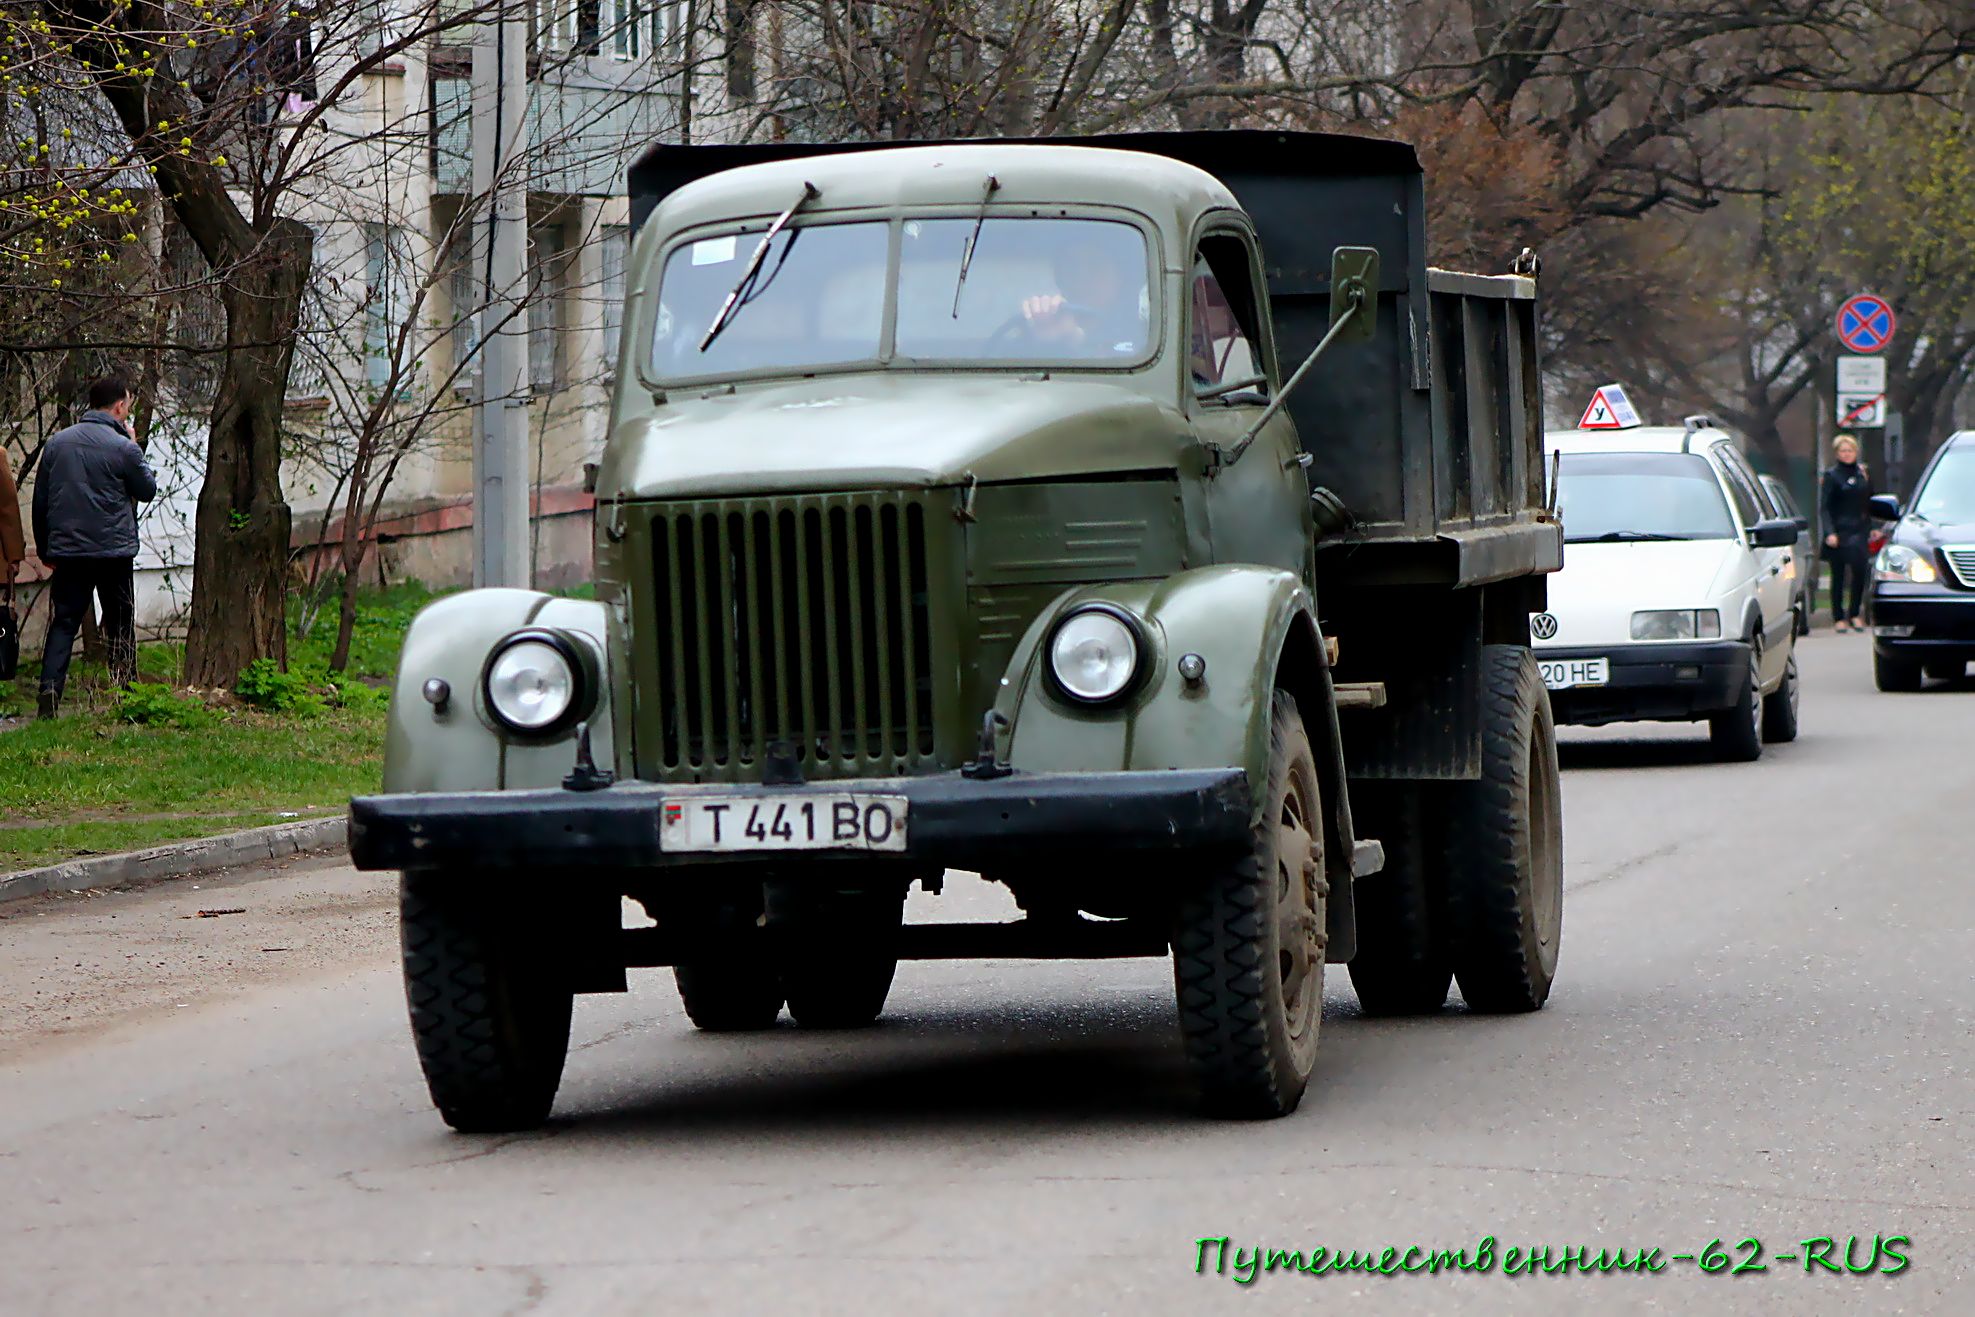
left=1578, top=383, right=1642, bottom=430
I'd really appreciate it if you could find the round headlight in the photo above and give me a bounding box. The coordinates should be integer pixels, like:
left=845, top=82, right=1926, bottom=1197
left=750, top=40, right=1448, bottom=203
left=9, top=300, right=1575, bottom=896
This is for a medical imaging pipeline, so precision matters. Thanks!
left=1049, top=606, right=1142, bottom=704
left=485, top=635, right=579, bottom=732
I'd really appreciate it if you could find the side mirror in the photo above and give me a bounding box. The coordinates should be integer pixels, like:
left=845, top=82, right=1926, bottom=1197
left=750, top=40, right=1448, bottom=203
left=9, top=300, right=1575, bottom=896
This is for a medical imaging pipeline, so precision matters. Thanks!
left=1750, top=519, right=1798, bottom=548
left=1328, top=247, right=1380, bottom=343
left=1792, top=515, right=1810, bottom=532
left=1869, top=494, right=1902, bottom=522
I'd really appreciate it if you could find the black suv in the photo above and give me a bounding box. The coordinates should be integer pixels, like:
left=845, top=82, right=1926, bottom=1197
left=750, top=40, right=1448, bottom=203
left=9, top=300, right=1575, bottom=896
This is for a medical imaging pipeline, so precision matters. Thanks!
left=1868, top=429, right=1975, bottom=690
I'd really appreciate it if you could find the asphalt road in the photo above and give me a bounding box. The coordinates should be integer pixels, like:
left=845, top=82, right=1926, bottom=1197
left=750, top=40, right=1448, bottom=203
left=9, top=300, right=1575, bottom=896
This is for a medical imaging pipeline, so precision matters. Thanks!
left=1, top=631, right=1970, bottom=1316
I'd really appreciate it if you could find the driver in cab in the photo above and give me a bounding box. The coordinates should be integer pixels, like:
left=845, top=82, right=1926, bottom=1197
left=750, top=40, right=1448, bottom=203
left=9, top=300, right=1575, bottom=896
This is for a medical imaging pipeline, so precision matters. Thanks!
left=1017, top=239, right=1147, bottom=357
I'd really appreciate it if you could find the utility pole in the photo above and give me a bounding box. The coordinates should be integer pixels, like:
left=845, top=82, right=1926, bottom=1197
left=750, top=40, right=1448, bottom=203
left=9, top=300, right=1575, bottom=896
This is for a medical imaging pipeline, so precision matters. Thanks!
left=471, top=12, right=531, bottom=588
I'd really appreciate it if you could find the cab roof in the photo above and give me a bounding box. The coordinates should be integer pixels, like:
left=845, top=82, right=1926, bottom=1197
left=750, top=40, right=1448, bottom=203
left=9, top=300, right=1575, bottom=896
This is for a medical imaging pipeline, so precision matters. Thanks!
left=1546, top=425, right=1736, bottom=455
left=636, top=143, right=1242, bottom=253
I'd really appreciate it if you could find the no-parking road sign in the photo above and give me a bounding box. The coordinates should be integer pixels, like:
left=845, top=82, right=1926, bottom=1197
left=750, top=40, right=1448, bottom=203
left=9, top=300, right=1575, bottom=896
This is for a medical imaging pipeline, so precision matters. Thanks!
left=1837, top=294, right=1897, bottom=354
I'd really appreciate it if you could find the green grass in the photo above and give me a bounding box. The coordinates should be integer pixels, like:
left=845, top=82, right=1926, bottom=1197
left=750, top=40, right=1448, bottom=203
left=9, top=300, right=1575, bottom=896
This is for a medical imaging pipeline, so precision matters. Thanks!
left=0, top=581, right=441, bottom=871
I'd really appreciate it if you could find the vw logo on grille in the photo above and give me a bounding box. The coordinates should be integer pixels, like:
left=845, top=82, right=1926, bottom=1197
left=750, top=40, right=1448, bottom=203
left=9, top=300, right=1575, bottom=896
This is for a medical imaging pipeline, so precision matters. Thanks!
left=1530, top=612, right=1559, bottom=640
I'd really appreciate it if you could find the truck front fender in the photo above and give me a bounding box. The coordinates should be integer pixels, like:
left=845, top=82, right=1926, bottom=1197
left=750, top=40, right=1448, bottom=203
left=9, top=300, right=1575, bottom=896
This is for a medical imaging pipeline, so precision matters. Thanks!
left=993, top=566, right=1331, bottom=807
left=384, top=589, right=617, bottom=794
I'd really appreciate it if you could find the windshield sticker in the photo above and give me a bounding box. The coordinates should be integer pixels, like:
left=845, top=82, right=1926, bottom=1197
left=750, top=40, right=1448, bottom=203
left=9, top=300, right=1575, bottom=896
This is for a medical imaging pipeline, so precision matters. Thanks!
left=691, top=235, right=737, bottom=266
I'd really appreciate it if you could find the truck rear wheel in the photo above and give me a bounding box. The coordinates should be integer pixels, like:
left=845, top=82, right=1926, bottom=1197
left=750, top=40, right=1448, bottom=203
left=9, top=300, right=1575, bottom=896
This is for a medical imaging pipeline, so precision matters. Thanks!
left=780, top=890, right=904, bottom=1029
left=1346, top=784, right=1452, bottom=1016
left=1174, top=690, right=1326, bottom=1118
left=1444, top=646, right=1563, bottom=1014
left=401, top=872, right=573, bottom=1133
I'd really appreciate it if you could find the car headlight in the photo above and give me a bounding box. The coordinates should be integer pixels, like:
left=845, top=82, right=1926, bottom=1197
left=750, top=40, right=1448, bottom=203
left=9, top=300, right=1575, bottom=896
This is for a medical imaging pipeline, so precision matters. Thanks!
left=1874, top=544, right=1938, bottom=583
left=1630, top=609, right=1721, bottom=640
left=1047, top=605, right=1143, bottom=705
left=483, top=629, right=590, bottom=735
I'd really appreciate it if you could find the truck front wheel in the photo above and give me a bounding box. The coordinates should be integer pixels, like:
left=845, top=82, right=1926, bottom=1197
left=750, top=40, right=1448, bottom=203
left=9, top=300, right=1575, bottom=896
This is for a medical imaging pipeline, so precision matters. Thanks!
left=1444, top=645, right=1563, bottom=1013
left=1174, top=690, right=1327, bottom=1118
left=401, top=872, right=574, bottom=1133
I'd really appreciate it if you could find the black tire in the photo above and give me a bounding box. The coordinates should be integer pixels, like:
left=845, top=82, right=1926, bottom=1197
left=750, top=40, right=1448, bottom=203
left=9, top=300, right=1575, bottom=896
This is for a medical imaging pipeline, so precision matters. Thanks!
left=1174, top=690, right=1326, bottom=1118
left=1444, top=646, right=1563, bottom=1014
left=674, top=958, right=784, bottom=1032
left=1761, top=648, right=1800, bottom=743
left=1924, top=660, right=1965, bottom=682
left=1874, top=648, right=1923, bottom=693
left=1708, top=637, right=1764, bottom=762
left=401, top=872, right=574, bottom=1133
left=1346, top=784, right=1452, bottom=1016
left=781, top=891, right=904, bottom=1029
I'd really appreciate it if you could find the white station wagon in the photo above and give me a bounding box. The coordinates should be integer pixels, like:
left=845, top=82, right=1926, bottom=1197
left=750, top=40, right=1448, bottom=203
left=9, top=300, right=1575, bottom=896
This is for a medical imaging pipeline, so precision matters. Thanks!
left=1533, top=420, right=1804, bottom=760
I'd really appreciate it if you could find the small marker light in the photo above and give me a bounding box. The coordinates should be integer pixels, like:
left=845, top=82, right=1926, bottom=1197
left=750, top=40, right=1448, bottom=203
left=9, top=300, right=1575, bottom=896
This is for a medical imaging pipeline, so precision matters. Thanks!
left=422, top=678, right=451, bottom=711
left=1178, top=653, right=1207, bottom=685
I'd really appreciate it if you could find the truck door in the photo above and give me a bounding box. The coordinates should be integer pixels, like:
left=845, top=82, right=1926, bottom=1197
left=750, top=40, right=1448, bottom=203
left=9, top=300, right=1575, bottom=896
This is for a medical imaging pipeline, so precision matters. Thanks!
left=1188, top=231, right=1307, bottom=573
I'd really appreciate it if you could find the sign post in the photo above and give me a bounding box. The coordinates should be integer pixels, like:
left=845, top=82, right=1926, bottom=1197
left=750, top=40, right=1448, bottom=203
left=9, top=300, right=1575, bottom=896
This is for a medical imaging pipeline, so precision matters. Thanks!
left=1836, top=293, right=1896, bottom=354
left=1835, top=350, right=1888, bottom=431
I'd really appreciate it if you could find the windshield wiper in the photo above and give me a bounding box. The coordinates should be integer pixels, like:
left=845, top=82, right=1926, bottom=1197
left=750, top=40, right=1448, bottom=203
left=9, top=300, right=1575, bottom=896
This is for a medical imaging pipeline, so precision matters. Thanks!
left=700, top=181, right=819, bottom=353
left=950, top=174, right=1000, bottom=318
left=1566, top=530, right=1694, bottom=543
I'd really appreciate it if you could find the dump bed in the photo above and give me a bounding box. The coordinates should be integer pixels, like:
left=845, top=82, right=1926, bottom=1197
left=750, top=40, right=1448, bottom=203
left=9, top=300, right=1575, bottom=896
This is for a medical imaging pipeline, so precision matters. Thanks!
left=627, top=130, right=1558, bottom=587
left=1119, top=132, right=1556, bottom=587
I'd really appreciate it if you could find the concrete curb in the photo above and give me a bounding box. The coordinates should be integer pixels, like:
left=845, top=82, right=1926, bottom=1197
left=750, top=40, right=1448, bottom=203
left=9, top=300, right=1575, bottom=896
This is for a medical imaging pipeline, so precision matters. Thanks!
left=0, top=817, right=349, bottom=905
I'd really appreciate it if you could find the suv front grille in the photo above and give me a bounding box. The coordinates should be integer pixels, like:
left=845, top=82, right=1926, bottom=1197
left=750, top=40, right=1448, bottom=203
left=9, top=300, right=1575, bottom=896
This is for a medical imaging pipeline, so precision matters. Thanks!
left=644, top=492, right=939, bottom=776
left=1943, top=546, right=1975, bottom=589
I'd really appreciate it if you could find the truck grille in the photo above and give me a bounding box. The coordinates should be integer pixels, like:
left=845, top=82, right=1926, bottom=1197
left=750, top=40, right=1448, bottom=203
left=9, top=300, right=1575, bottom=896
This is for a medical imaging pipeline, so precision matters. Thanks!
left=645, top=493, right=938, bottom=776
left=1943, top=546, right=1975, bottom=589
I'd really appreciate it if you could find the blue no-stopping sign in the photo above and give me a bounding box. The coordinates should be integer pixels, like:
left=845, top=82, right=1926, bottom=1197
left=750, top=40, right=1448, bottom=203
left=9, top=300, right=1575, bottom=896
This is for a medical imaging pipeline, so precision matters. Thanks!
left=1837, top=294, right=1896, bottom=354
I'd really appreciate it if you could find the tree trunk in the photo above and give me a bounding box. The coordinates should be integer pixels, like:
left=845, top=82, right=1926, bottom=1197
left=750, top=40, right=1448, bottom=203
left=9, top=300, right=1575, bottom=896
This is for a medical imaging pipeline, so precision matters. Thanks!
left=183, top=221, right=311, bottom=688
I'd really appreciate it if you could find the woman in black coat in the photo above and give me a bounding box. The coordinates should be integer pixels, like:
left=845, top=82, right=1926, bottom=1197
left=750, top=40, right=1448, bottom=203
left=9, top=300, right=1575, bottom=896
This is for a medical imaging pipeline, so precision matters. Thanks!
left=1820, top=434, right=1874, bottom=632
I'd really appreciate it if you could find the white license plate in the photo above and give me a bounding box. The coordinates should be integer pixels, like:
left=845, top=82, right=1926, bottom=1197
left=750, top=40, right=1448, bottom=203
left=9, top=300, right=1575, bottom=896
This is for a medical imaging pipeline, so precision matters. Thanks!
left=1539, top=657, right=1609, bottom=690
left=658, top=793, right=909, bottom=854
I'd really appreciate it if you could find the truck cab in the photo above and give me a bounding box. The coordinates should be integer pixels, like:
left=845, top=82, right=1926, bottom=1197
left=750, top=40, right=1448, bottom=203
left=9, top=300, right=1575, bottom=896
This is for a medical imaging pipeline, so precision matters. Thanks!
left=351, top=132, right=1566, bottom=1134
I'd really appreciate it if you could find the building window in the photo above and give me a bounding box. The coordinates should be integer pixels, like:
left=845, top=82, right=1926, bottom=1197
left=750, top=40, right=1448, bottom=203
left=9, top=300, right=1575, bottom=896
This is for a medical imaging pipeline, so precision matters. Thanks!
left=601, top=224, right=628, bottom=369
left=650, top=0, right=670, bottom=51
left=364, top=223, right=413, bottom=391
left=448, top=245, right=481, bottom=394
left=611, top=0, right=642, bottom=59
left=527, top=224, right=568, bottom=393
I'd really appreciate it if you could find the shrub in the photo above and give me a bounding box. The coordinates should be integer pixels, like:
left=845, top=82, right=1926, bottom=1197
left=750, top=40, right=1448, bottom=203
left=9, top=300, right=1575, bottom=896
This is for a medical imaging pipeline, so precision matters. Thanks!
left=114, top=683, right=218, bottom=728
left=235, top=658, right=329, bottom=717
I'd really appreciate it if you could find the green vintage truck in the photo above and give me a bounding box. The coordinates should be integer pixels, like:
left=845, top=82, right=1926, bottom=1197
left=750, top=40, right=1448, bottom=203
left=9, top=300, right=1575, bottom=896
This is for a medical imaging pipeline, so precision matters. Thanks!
left=350, top=131, right=1565, bottom=1132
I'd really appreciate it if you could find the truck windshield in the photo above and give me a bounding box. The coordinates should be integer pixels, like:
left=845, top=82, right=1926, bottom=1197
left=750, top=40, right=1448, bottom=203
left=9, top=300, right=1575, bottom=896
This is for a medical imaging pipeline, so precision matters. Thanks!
left=651, top=222, right=889, bottom=381
left=1556, top=452, right=1737, bottom=542
left=1914, top=446, right=1975, bottom=522
left=649, top=216, right=1151, bottom=383
left=895, top=217, right=1150, bottom=363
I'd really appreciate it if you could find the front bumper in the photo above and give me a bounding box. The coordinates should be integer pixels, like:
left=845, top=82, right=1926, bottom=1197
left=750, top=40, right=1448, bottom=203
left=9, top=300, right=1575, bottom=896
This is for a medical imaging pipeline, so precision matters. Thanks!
left=348, top=768, right=1251, bottom=871
left=1869, top=586, right=1975, bottom=657
left=1539, top=640, right=1749, bottom=725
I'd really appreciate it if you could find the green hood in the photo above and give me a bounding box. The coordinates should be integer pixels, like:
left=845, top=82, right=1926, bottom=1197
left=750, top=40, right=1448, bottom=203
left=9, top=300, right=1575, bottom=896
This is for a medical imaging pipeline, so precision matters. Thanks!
left=600, top=374, right=1191, bottom=500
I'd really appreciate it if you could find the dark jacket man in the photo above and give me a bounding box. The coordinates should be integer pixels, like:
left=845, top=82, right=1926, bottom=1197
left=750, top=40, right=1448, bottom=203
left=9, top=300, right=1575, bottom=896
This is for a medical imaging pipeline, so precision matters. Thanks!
left=32, top=380, right=154, bottom=715
left=31, top=409, right=155, bottom=558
